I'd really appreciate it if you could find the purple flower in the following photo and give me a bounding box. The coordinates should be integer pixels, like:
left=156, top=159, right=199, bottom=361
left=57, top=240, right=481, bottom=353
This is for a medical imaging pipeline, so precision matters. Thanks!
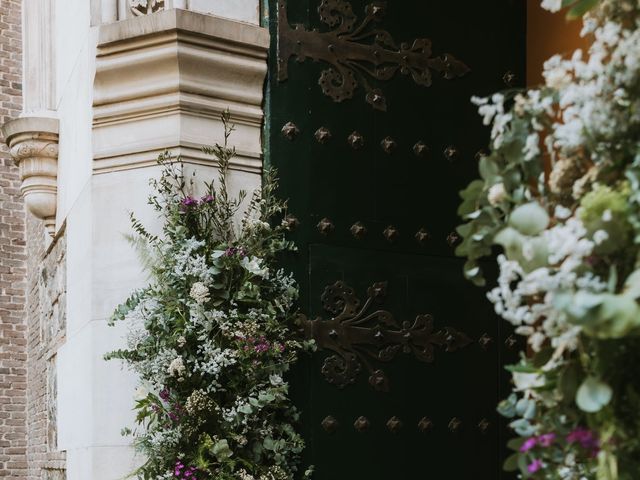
left=520, top=437, right=537, bottom=452
left=567, top=427, right=600, bottom=456
left=224, top=246, right=247, bottom=257
left=537, top=433, right=556, bottom=447
left=159, top=388, right=170, bottom=401
left=200, top=194, right=215, bottom=203
left=180, top=196, right=198, bottom=208
left=527, top=459, right=543, bottom=473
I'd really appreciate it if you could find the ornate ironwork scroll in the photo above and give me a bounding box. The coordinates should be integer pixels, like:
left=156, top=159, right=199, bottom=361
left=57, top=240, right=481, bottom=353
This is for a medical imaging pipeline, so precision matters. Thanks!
left=277, top=0, right=470, bottom=111
left=130, top=0, right=165, bottom=16
left=299, top=281, right=472, bottom=391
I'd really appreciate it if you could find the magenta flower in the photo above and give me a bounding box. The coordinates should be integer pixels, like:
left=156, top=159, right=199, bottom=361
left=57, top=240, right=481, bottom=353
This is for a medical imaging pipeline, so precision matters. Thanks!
left=520, top=437, right=537, bottom=452
left=200, top=194, right=215, bottom=203
left=527, top=459, right=543, bottom=473
left=174, top=461, right=198, bottom=480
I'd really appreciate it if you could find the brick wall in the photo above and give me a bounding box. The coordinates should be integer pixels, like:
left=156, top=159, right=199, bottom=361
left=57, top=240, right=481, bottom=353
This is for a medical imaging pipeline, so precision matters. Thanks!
left=0, top=0, right=26, bottom=478
left=1, top=2, right=67, bottom=479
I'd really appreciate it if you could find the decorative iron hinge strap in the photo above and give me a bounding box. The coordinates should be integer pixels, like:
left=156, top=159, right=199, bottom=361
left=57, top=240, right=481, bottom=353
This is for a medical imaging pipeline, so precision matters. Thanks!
left=277, top=0, right=470, bottom=111
left=299, top=281, right=473, bottom=391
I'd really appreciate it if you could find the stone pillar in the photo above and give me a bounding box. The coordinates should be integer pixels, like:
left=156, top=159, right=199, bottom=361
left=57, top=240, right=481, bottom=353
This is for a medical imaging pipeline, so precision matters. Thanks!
left=57, top=7, right=269, bottom=480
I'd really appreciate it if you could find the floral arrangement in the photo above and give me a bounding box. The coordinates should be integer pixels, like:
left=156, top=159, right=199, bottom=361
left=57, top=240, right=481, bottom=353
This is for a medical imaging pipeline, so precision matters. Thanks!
left=456, top=1, right=640, bottom=478
left=106, top=113, right=312, bottom=480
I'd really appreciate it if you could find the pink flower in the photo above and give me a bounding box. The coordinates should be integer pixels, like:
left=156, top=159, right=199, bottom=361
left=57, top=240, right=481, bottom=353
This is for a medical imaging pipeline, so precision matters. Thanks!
left=520, top=437, right=537, bottom=452
left=527, top=459, right=543, bottom=473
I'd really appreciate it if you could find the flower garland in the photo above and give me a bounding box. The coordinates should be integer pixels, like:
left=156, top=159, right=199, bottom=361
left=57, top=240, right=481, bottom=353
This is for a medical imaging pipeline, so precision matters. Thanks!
left=456, top=1, right=640, bottom=478
left=106, top=113, right=313, bottom=480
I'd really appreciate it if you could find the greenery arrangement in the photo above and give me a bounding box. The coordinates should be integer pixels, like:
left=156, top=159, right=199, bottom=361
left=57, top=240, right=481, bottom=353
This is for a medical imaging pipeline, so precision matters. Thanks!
left=456, top=1, right=640, bottom=478
left=106, top=113, right=312, bottom=480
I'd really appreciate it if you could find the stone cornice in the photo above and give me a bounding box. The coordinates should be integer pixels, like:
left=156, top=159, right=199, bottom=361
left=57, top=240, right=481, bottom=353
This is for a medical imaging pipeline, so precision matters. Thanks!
left=93, top=9, right=269, bottom=174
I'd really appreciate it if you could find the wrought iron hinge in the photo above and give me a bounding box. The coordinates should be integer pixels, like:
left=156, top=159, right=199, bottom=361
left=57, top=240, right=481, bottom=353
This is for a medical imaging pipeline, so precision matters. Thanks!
left=277, top=0, right=470, bottom=111
left=298, top=281, right=473, bottom=391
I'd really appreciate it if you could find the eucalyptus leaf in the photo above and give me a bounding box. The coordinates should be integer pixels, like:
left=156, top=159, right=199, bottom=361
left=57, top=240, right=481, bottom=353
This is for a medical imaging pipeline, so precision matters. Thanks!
left=576, top=377, right=613, bottom=413
left=509, top=202, right=550, bottom=236
left=623, top=269, right=640, bottom=299
left=212, top=439, right=233, bottom=460
left=503, top=453, right=520, bottom=472
left=567, top=0, right=600, bottom=19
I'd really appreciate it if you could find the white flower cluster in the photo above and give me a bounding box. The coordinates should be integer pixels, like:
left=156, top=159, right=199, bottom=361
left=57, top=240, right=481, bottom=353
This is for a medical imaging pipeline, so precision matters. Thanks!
left=471, top=93, right=512, bottom=149
left=171, top=237, right=218, bottom=283
left=146, top=426, right=183, bottom=450
left=192, top=341, right=237, bottom=391
left=186, top=307, right=226, bottom=338
left=488, top=216, right=606, bottom=358
left=133, top=347, right=179, bottom=390
left=543, top=17, right=640, bottom=157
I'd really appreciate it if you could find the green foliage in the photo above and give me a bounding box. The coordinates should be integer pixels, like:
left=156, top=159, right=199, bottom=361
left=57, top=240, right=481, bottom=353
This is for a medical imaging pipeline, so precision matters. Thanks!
left=562, top=0, right=601, bottom=19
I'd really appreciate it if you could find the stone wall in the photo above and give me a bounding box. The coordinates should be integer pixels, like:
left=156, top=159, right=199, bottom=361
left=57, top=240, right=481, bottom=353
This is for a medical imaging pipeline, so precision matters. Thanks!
left=25, top=219, right=66, bottom=480
left=0, top=0, right=25, bottom=478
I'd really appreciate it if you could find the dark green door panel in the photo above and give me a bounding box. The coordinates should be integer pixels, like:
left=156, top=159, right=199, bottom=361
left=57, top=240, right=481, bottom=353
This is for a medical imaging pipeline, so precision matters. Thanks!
left=305, top=245, right=505, bottom=479
left=266, top=1, right=525, bottom=478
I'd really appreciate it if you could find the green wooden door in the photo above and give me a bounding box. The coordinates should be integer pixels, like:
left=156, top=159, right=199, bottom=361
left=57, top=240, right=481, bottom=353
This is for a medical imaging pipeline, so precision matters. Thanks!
left=266, top=1, right=525, bottom=478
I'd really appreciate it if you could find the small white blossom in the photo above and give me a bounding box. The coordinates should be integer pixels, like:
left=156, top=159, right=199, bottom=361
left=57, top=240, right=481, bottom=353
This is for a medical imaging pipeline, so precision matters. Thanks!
left=541, top=0, right=562, bottom=12
left=134, top=385, right=149, bottom=401
left=593, top=229, right=609, bottom=245
left=488, top=183, right=507, bottom=206
left=241, top=256, right=269, bottom=278
left=189, top=282, right=210, bottom=304
left=167, top=356, right=186, bottom=379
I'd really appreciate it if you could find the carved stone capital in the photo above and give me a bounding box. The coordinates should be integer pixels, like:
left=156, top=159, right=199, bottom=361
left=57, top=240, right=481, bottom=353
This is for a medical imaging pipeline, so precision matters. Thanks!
left=2, top=116, right=60, bottom=236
